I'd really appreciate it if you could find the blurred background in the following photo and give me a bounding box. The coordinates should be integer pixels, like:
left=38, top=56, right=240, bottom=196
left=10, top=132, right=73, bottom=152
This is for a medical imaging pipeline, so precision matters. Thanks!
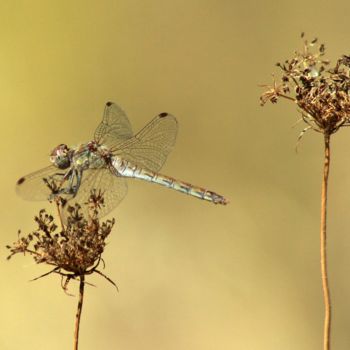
left=1, top=1, right=350, bottom=349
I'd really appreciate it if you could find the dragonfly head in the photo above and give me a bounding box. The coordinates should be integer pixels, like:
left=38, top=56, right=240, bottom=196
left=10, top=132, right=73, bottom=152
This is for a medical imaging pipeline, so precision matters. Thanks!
left=50, top=144, right=71, bottom=169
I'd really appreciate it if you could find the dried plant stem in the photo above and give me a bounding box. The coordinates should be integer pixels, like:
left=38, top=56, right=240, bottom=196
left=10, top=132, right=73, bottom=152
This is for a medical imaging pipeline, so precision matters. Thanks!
left=278, top=93, right=296, bottom=102
left=74, top=275, right=85, bottom=350
left=320, top=133, right=331, bottom=350
left=55, top=198, right=65, bottom=231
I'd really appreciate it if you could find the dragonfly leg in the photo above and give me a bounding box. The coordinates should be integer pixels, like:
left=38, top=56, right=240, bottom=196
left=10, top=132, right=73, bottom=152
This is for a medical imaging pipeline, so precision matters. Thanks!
left=52, top=172, right=66, bottom=179
left=72, top=169, right=83, bottom=198
left=47, top=168, right=81, bottom=199
left=46, top=172, right=69, bottom=201
left=62, top=168, right=81, bottom=197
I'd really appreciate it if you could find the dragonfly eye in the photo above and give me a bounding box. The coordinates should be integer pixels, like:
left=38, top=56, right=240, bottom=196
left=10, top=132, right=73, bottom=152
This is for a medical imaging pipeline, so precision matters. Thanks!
left=50, top=144, right=71, bottom=169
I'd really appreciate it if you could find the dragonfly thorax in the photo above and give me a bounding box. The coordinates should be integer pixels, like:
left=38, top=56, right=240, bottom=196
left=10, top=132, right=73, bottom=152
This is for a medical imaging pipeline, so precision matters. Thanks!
left=71, top=142, right=111, bottom=170
left=50, top=144, right=71, bottom=169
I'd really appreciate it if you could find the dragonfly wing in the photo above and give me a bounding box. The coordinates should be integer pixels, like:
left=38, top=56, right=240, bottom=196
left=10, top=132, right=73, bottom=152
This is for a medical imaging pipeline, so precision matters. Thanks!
left=94, top=102, right=134, bottom=149
left=16, top=165, right=65, bottom=201
left=115, top=112, right=178, bottom=172
left=62, top=167, right=128, bottom=220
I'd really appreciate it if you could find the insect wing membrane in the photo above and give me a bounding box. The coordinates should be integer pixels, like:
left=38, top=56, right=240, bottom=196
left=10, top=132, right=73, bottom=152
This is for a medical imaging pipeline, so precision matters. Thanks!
left=115, top=112, right=178, bottom=172
left=94, top=102, right=134, bottom=149
left=16, top=165, right=64, bottom=201
left=61, top=167, right=128, bottom=222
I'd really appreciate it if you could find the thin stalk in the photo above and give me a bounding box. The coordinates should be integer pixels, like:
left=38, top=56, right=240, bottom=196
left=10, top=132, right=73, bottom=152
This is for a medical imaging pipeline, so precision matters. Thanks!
left=55, top=198, right=65, bottom=232
left=277, top=93, right=296, bottom=102
left=320, top=133, right=331, bottom=350
left=74, top=275, right=85, bottom=350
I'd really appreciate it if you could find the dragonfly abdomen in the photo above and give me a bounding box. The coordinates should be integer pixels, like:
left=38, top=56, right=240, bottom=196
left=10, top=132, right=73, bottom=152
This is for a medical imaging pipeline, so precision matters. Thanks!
left=113, top=157, right=228, bottom=205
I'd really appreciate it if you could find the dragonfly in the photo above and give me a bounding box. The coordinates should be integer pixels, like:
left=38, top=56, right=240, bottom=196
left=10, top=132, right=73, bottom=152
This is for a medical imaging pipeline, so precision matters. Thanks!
left=16, top=102, right=228, bottom=219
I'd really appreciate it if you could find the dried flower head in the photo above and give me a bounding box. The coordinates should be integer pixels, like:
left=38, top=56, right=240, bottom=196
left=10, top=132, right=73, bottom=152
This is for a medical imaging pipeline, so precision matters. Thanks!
left=7, top=185, right=117, bottom=293
left=260, top=33, right=350, bottom=138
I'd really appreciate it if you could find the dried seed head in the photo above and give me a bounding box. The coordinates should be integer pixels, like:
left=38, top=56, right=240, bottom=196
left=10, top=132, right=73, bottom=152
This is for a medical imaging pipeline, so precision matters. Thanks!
left=7, top=187, right=116, bottom=291
left=260, top=34, right=350, bottom=136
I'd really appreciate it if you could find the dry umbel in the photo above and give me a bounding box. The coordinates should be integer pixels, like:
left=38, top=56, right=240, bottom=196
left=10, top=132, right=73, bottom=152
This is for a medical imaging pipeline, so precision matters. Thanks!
left=260, top=33, right=350, bottom=138
left=7, top=184, right=117, bottom=349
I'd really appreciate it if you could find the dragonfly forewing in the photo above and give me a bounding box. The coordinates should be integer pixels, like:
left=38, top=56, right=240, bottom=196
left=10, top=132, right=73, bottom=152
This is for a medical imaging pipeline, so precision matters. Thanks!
left=16, top=165, right=66, bottom=201
left=94, top=101, right=134, bottom=149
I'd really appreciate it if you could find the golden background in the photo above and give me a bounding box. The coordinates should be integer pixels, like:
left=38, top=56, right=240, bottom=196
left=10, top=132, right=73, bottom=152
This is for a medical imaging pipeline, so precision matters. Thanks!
left=1, top=1, right=350, bottom=349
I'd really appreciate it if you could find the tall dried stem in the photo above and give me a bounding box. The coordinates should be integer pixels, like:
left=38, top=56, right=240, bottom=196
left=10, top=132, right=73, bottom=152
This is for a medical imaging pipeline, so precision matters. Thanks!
left=74, top=275, right=85, bottom=350
left=259, top=34, right=350, bottom=349
left=320, top=134, right=331, bottom=350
